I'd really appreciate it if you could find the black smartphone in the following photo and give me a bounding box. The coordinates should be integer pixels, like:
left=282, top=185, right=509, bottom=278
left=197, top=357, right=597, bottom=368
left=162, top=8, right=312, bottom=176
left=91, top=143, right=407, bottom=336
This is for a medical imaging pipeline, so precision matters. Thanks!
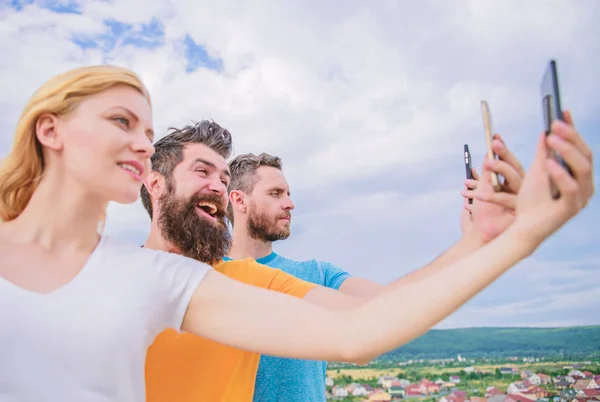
left=464, top=144, right=473, bottom=204
left=541, top=59, right=573, bottom=198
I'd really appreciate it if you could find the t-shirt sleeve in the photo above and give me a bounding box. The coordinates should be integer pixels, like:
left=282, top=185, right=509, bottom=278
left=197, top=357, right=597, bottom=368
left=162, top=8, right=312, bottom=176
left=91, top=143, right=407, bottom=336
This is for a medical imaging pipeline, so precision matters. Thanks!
left=247, top=260, right=317, bottom=298
left=148, top=251, right=212, bottom=333
left=318, top=260, right=351, bottom=290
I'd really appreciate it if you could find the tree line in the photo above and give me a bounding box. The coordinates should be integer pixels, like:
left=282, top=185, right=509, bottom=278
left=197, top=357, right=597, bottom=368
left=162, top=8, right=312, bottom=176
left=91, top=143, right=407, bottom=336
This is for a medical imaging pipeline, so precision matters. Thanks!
left=376, top=326, right=600, bottom=361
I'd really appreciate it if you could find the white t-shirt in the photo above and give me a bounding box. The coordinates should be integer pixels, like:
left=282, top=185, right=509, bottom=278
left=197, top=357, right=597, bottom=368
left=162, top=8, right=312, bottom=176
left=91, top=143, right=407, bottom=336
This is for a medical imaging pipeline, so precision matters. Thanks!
left=0, top=236, right=211, bottom=402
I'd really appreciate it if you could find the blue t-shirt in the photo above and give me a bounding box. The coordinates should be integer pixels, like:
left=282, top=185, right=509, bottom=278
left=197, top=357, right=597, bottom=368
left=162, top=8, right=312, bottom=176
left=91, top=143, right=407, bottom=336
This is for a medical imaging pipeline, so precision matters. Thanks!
left=223, top=252, right=350, bottom=402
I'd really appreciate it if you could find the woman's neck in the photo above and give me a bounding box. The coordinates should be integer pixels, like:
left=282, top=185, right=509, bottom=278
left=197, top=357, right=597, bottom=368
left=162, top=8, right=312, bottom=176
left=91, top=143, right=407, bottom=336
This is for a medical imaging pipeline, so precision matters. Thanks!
left=5, top=173, right=106, bottom=253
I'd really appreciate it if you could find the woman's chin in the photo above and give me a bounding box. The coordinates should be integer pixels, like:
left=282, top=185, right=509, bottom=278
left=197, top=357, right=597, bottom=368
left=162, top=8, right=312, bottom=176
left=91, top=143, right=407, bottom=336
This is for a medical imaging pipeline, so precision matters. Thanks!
left=111, top=188, right=142, bottom=205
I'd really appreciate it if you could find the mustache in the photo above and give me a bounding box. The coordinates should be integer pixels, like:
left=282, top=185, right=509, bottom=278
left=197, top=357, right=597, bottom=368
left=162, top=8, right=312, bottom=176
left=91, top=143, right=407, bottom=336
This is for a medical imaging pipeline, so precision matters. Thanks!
left=277, top=212, right=291, bottom=220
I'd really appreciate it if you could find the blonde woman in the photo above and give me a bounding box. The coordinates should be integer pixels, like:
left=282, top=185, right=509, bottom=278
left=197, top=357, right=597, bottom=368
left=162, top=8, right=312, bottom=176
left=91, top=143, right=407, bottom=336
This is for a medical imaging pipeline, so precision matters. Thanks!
left=0, top=65, right=594, bottom=401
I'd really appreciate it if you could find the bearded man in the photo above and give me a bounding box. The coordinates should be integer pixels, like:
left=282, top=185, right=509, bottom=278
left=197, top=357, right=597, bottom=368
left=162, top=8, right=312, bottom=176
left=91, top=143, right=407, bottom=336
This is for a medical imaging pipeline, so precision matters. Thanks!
left=140, top=120, right=523, bottom=402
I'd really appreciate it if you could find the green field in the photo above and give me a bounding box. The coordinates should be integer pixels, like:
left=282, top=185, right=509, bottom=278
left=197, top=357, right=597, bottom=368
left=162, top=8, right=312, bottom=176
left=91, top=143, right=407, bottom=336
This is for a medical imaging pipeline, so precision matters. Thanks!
left=372, top=326, right=600, bottom=361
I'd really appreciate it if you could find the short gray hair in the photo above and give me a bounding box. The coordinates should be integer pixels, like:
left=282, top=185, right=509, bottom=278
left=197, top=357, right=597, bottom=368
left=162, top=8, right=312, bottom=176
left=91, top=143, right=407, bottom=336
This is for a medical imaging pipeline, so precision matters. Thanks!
left=227, top=152, right=283, bottom=223
left=141, top=120, right=233, bottom=219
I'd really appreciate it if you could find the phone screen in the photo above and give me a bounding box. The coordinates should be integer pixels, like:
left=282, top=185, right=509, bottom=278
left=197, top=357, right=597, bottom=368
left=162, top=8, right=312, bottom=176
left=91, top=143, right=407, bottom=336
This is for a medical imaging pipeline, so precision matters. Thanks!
left=540, top=60, right=572, bottom=198
left=541, top=60, right=572, bottom=173
left=464, top=144, right=473, bottom=180
left=464, top=144, right=473, bottom=204
left=541, top=60, right=564, bottom=135
left=480, top=100, right=502, bottom=191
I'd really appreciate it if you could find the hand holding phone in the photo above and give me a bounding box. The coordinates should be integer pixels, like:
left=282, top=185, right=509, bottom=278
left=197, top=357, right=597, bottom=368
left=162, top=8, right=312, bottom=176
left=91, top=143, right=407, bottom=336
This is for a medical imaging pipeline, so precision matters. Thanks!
left=541, top=59, right=574, bottom=199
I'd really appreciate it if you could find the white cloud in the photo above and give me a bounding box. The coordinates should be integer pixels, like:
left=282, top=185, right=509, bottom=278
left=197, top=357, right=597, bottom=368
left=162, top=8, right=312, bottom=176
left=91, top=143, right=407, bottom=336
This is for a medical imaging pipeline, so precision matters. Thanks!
left=471, top=286, right=600, bottom=317
left=1, top=0, right=599, bottom=327
left=81, top=0, right=175, bottom=25
left=434, top=253, right=600, bottom=328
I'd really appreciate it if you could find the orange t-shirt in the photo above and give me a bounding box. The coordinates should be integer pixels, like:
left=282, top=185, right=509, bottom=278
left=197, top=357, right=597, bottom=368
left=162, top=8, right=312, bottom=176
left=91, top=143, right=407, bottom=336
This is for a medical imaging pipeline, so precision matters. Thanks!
left=144, top=258, right=317, bottom=402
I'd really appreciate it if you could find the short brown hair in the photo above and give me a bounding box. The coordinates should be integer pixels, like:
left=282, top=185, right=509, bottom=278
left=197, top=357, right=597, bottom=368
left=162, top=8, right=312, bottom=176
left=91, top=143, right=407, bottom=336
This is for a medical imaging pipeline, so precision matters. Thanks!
left=227, top=152, right=282, bottom=224
left=140, top=120, right=233, bottom=218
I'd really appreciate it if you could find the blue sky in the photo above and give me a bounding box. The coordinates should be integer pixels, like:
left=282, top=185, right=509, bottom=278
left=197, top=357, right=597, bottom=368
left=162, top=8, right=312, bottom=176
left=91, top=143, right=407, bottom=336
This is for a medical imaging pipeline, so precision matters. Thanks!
left=1, top=0, right=599, bottom=329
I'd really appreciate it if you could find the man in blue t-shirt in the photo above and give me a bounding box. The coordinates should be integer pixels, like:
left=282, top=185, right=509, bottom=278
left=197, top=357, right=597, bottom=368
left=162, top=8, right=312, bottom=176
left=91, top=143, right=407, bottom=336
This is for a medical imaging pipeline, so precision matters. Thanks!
left=225, top=154, right=381, bottom=402
left=225, top=143, right=524, bottom=401
left=221, top=254, right=349, bottom=401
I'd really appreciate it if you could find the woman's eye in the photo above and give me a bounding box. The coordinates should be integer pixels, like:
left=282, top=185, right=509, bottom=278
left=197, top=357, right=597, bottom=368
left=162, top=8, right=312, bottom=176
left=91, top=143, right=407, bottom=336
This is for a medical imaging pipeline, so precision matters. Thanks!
left=113, top=116, right=129, bottom=127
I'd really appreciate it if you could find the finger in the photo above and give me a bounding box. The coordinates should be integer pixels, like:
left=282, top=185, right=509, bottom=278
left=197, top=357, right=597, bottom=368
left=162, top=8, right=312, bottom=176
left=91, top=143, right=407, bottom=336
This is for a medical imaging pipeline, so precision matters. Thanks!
left=462, top=188, right=474, bottom=209
left=462, top=186, right=474, bottom=207
left=483, top=159, right=522, bottom=194
left=463, top=193, right=473, bottom=212
left=562, top=112, right=595, bottom=200
left=461, top=189, right=477, bottom=199
left=471, top=167, right=480, bottom=181
left=531, top=132, right=550, bottom=174
left=492, top=138, right=525, bottom=178
left=547, top=133, right=592, bottom=183
left=546, top=158, right=582, bottom=210
left=473, top=191, right=517, bottom=210
left=523, top=133, right=552, bottom=197
left=563, top=110, right=575, bottom=127
left=477, top=157, right=495, bottom=192
left=551, top=119, right=592, bottom=162
left=493, top=133, right=506, bottom=146
left=465, top=179, right=478, bottom=190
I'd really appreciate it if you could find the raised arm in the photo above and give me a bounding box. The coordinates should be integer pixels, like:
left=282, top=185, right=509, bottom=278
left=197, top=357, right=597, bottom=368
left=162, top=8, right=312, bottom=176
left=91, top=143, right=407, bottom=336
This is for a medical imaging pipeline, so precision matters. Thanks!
left=182, top=224, right=531, bottom=364
left=338, top=133, right=525, bottom=298
left=182, top=121, right=593, bottom=364
left=282, top=135, right=525, bottom=309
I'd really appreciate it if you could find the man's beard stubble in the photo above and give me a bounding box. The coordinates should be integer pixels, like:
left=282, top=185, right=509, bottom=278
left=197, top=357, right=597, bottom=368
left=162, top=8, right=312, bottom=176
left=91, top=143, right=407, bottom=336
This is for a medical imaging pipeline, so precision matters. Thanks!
left=247, top=204, right=291, bottom=243
left=157, top=186, right=231, bottom=265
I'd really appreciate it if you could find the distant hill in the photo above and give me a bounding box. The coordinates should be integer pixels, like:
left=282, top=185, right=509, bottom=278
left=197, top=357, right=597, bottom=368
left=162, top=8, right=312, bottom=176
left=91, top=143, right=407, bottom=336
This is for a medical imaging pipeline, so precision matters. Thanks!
left=377, top=326, right=600, bottom=361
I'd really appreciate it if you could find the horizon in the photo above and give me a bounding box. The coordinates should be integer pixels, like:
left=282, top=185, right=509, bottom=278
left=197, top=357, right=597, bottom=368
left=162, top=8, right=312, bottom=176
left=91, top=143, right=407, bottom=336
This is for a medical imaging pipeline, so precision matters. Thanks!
left=423, top=325, right=600, bottom=330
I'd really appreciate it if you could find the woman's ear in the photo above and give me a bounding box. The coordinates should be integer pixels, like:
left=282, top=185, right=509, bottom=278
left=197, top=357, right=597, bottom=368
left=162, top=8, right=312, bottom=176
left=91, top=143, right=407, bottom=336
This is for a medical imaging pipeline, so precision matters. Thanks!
left=35, top=113, right=63, bottom=151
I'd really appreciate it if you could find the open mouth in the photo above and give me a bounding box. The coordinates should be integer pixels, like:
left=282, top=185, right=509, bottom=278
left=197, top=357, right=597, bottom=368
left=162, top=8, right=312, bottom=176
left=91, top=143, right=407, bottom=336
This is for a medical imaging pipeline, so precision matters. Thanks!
left=196, top=201, right=218, bottom=221
left=117, top=162, right=142, bottom=179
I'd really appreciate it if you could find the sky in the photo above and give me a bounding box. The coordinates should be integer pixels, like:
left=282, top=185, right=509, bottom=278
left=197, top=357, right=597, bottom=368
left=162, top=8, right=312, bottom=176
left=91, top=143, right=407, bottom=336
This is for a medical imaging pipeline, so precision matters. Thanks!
left=1, top=0, right=599, bottom=329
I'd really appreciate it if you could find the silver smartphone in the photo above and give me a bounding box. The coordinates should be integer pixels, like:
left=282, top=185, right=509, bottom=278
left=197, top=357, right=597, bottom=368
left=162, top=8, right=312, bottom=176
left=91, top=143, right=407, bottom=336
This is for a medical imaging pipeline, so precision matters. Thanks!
left=480, top=100, right=502, bottom=191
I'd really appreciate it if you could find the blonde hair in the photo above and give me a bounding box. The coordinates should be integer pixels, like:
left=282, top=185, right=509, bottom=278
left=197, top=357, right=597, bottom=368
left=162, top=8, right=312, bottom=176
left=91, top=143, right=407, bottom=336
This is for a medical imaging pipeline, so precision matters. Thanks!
left=0, top=65, right=151, bottom=222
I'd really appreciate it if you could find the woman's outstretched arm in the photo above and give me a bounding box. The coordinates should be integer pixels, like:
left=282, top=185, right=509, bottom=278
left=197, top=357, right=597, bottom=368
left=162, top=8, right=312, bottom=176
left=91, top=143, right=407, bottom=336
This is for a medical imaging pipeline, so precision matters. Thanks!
left=181, top=124, right=593, bottom=364
left=182, top=226, right=530, bottom=364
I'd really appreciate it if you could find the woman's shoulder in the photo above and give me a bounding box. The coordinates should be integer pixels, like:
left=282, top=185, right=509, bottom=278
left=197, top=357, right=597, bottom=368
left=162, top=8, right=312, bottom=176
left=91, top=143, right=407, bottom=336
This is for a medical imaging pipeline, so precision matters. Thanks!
left=99, top=235, right=212, bottom=271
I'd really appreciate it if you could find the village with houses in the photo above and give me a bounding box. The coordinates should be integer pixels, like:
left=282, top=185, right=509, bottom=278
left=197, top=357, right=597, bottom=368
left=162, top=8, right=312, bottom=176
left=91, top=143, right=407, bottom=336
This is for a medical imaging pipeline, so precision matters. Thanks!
left=326, top=364, right=600, bottom=402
